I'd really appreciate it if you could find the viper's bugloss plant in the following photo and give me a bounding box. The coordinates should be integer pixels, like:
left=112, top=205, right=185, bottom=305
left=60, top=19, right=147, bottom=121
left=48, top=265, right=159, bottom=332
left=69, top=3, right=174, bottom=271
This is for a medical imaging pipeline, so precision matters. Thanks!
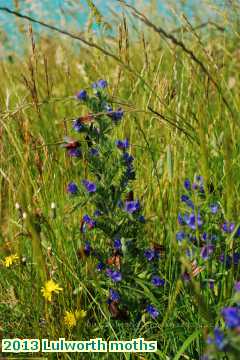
left=63, top=81, right=164, bottom=321
left=176, top=176, right=240, bottom=288
left=203, top=282, right=240, bottom=359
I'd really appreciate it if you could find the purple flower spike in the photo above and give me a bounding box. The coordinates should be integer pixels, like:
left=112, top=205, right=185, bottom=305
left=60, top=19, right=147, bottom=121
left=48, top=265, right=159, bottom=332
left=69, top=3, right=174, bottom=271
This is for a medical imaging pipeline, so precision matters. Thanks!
left=76, top=89, right=88, bottom=101
left=176, top=231, right=185, bottom=242
left=146, top=304, right=159, bottom=319
left=124, top=200, right=140, bottom=214
left=82, top=179, right=97, bottom=193
left=67, top=182, right=78, bottom=194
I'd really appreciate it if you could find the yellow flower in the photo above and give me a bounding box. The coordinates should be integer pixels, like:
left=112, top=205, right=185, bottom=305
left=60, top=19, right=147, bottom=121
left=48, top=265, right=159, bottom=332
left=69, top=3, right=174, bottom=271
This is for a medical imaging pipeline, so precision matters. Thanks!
left=41, top=279, right=63, bottom=302
left=3, top=254, right=19, bottom=267
left=64, top=309, right=87, bottom=328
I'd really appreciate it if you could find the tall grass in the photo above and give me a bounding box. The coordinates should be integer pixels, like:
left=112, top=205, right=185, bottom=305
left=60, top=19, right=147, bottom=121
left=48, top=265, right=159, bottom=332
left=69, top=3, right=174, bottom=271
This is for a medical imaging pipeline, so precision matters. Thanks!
left=0, top=1, right=240, bottom=359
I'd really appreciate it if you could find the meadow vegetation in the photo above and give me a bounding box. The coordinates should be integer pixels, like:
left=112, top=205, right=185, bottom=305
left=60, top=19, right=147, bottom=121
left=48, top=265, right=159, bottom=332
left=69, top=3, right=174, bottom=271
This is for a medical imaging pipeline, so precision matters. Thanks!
left=0, top=1, right=240, bottom=359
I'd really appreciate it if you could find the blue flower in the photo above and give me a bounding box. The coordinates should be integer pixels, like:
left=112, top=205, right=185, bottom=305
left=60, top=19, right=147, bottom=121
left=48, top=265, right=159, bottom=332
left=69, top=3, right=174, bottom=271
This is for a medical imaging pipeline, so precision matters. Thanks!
left=213, top=328, right=225, bottom=350
left=76, top=89, right=88, bottom=100
left=207, top=328, right=225, bottom=350
left=222, top=222, right=235, bottom=233
left=184, top=179, right=191, bottom=191
left=116, top=139, right=129, bottom=150
left=181, top=194, right=195, bottom=208
left=221, top=307, right=240, bottom=329
left=209, top=203, right=219, bottom=214
left=96, top=262, right=104, bottom=271
left=200, top=245, right=215, bottom=260
left=122, top=152, right=134, bottom=165
left=73, top=119, right=84, bottom=132
left=144, top=249, right=155, bottom=261
left=138, top=215, right=146, bottom=223
left=109, top=288, right=120, bottom=302
left=68, top=148, right=82, bottom=157
left=233, top=253, right=240, bottom=266
left=114, top=238, right=122, bottom=250
left=124, top=200, right=140, bottom=214
left=83, top=214, right=96, bottom=229
left=178, top=213, right=185, bottom=225
left=235, top=281, right=240, bottom=292
left=108, top=108, right=124, bottom=122
left=67, top=182, right=78, bottom=194
left=176, top=231, right=185, bottom=242
left=92, top=79, right=108, bottom=89
left=89, top=148, right=99, bottom=156
left=184, top=213, right=203, bottom=230
left=219, top=253, right=232, bottom=269
left=94, top=209, right=102, bottom=217
left=84, top=241, right=91, bottom=256
left=106, top=269, right=122, bottom=282
left=146, top=304, right=159, bottom=319
left=151, top=276, right=165, bottom=287
left=181, top=194, right=189, bottom=202
left=82, top=179, right=97, bottom=193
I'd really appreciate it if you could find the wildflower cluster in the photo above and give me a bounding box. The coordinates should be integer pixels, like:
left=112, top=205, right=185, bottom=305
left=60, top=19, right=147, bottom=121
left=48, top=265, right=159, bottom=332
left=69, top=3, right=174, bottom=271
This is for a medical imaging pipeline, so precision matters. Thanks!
left=64, top=80, right=165, bottom=321
left=176, top=176, right=240, bottom=288
left=203, top=282, right=240, bottom=359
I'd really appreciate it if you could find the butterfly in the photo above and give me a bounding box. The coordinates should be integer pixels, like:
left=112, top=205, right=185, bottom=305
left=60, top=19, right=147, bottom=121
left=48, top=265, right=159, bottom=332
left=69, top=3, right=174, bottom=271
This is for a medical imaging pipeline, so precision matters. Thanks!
left=61, top=136, right=80, bottom=149
left=191, top=260, right=205, bottom=278
left=107, top=250, right=122, bottom=270
left=77, top=114, right=94, bottom=124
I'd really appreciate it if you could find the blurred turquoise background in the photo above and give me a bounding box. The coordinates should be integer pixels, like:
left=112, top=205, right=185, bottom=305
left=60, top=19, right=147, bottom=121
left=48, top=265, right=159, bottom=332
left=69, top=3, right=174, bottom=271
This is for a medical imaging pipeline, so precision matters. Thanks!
left=0, top=0, right=223, bottom=57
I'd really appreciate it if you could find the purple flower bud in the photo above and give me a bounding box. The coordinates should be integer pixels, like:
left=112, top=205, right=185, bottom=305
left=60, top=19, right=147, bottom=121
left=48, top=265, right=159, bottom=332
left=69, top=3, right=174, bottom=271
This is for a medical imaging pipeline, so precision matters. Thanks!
left=106, top=269, right=122, bottom=282
left=82, top=179, right=97, bottom=193
left=67, top=182, right=78, bottom=194
left=68, top=148, right=82, bottom=157
left=109, top=288, right=120, bottom=302
left=116, top=139, right=129, bottom=150
left=146, top=304, right=159, bottom=319
left=76, top=89, right=88, bottom=101
left=151, top=276, right=165, bottom=287
left=144, top=249, right=155, bottom=261
left=184, top=179, right=191, bottom=190
left=200, top=245, right=215, bottom=260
